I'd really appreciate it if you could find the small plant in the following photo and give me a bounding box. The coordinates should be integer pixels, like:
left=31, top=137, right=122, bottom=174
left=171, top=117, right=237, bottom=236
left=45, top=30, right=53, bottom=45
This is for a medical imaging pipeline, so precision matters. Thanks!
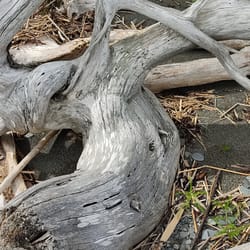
left=212, top=197, right=239, bottom=224
left=215, top=223, right=250, bottom=241
left=210, top=197, right=249, bottom=243
left=179, top=179, right=206, bottom=212
left=221, top=144, right=232, bottom=152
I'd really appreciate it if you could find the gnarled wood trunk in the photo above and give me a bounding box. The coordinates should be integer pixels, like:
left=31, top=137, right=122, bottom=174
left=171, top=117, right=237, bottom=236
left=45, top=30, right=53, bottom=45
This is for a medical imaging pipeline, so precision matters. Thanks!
left=0, top=0, right=250, bottom=249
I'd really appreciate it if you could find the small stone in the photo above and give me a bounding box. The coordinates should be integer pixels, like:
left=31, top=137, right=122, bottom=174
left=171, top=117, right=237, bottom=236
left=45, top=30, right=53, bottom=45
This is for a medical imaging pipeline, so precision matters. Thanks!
left=180, top=231, right=189, bottom=238
left=189, top=230, right=195, bottom=239
left=185, top=239, right=192, bottom=245
left=173, top=244, right=180, bottom=249
left=201, top=229, right=216, bottom=240
left=191, top=152, right=205, bottom=162
left=207, top=218, right=217, bottom=226
left=239, top=176, right=250, bottom=196
left=180, top=243, right=188, bottom=250
left=243, top=176, right=250, bottom=187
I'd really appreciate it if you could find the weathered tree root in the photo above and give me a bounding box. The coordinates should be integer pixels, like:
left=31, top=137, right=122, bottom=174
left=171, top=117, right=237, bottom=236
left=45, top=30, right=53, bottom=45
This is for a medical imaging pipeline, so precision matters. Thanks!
left=0, top=0, right=250, bottom=249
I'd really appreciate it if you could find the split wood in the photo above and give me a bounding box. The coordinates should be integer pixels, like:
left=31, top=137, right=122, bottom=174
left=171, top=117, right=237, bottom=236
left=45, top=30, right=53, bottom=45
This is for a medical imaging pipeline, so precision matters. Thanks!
left=1, top=134, right=27, bottom=197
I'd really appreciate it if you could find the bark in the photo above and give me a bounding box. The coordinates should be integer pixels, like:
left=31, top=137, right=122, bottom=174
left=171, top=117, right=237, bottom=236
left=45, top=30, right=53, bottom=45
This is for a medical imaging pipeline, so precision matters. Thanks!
left=0, top=0, right=250, bottom=249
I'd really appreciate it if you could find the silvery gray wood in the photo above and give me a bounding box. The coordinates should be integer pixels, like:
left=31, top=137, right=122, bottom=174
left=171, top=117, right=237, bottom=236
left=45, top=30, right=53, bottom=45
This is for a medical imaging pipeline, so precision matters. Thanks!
left=0, top=0, right=249, bottom=249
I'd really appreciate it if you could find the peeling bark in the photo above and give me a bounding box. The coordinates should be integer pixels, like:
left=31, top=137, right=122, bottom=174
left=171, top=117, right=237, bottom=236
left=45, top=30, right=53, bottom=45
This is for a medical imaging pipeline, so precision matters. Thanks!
left=0, top=0, right=250, bottom=249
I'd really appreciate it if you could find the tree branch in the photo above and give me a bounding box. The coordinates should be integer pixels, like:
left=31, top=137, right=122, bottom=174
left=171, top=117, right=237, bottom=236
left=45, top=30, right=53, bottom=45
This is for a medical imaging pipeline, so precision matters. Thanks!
left=115, top=0, right=250, bottom=90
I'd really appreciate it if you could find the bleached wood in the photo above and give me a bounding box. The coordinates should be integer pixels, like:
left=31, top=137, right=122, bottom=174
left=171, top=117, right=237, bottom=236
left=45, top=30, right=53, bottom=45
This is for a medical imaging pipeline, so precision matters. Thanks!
left=9, top=37, right=88, bottom=66
left=9, top=29, right=141, bottom=66
left=1, top=134, right=27, bottom=196
left=9, top=38, right=250, bottom=92
left=146, top=46, right=250, bottom=92
left=0, top=0, right=250, bottom=249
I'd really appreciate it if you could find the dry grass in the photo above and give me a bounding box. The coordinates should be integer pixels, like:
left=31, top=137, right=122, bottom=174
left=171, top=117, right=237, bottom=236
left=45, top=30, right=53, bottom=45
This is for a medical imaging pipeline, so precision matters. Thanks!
left=159, top=90, right=216, bottom=129
left=12, top=1, right=94, bottom=46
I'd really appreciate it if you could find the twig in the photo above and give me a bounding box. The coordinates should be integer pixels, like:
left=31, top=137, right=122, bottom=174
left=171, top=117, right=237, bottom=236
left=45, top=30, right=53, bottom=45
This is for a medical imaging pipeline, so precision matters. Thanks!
left=237, top=226, right=250, bottom=245
left=178, top=165, right=250, bottom=176
left=0, top=130, right=59, bottom=195
left=187, top=129, right=207, bottom=151
left=216, top=108, right=236, bottom=125
left=197, top=238, right=210, bottom=250
left=192, top=208, right=198, bottom=233
left=47, top=16, right=70, bottom=41
left=220, top=103, right=250, bottom=118
left=190, top=171, right=221, bottom=250
left=231, top=164, right=250, bottom=173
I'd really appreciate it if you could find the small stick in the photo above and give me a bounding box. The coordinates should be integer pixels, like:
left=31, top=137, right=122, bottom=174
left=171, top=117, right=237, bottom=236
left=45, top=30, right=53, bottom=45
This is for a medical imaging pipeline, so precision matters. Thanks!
left=192, top=207, right=198, bottom=233
left=47, top=16, right=70, bottom=42
left=220, top=103, right=250, bottom=118
left=231, top=164, right=250, bottom=172
left=187, top=129, right=207, bottom=151
left=197, top=238, right=210, bottom=250
left=190, top=171, right=221, bottom=250
left=0, top=130, right=59, bottom=195
left=178, top=165, right=250, bottom=176
left=237, top=226, right=250, bottom=245
left=216, top=108, right=236, bottom=125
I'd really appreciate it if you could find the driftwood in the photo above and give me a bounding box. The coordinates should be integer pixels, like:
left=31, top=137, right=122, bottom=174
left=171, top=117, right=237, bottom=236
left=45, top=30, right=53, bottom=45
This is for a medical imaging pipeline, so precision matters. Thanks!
left=0, top=0, right=250, bottom=249
left=0, top=134, right=27, bottom=208
left=9, top=33, right=250, bottom=91
left=146, top=46, right=250, bottom=92
left=9, top=29, right=141, bottom=66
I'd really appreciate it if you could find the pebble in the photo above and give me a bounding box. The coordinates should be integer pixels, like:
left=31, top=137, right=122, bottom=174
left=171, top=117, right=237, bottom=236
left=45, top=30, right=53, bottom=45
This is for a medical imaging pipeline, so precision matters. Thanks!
left=180, top=231, right=189, bottom=238
left=173, top=244, right=180, bottom=249
left=201, top=229, right=216, bottom=240
left=239, top=176, right=250, bottom=196
left=189, top=230, right=195, bottom=239
left=191, top=152, right=205, bottom=162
